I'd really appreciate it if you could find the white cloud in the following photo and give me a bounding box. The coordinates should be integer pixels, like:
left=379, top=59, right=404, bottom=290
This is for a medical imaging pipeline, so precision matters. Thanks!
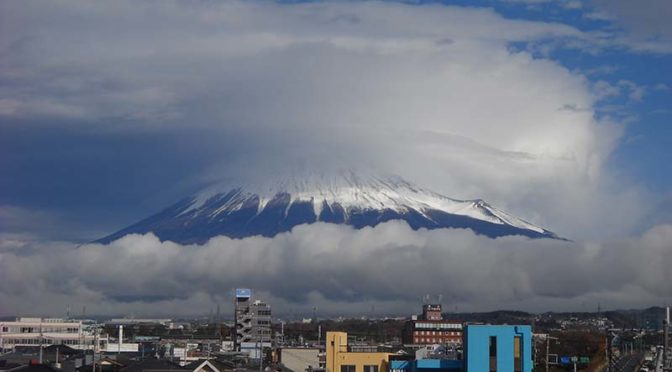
left=592, top=80, right=621, bottom=101
left=654, top=83, right=670, bottom=91
left=0, top=0, right=656, bottom=241
left=561, top=1, right=583, bottom=10
left=1, top=222, right=671, bottom=316
left=618, top=80, right=646, bottom=102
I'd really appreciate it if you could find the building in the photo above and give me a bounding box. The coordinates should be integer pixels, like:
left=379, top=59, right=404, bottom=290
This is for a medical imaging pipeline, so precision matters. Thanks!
left=390, top=359, right=462, bottom=372
left=108, top=319, right=172, bottom=326
left=234, top=288, right=252, bottom=349
left=337, top=325, right=533, bottom=372
left=0, top=318, right=108, bottom=351
left=326, top=332, right=391, bottom=372
left=462, top=325, right=532, bottom=372
left=249, top=300, right=272, bottom=343
left=279, top=347, right=322, bottom=372
left=103, top=326, right=139, bottom=353
left=403, top=305, right=462, bottom=346
left=234, top=289, right=272, bottom=356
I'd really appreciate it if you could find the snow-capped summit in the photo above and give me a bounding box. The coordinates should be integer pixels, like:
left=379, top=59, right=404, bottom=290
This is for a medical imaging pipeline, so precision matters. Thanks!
left=97, top=169, right=559, bottom=244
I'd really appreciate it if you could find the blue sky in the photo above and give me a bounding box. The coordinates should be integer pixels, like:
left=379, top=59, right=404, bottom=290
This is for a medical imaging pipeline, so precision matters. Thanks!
left=1, top=0, right=671, bottom=315
left=454, top=0, right=672, bottom=191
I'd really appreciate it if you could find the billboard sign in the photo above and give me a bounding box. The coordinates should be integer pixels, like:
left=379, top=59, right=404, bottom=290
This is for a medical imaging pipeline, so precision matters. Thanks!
left=236, top=288, right=252, bottom=298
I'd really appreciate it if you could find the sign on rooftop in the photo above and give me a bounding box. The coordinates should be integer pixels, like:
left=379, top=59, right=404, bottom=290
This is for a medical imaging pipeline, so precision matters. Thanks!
left=236, top=288, right=252, bottom=298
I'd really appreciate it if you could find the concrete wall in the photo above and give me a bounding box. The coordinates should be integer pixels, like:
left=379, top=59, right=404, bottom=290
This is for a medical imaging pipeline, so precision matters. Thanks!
left=281, top=348, right=320, bottom=372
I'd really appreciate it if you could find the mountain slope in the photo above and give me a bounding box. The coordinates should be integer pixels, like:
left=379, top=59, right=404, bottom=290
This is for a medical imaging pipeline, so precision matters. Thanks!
left=97, top=171, right=559, bottom=244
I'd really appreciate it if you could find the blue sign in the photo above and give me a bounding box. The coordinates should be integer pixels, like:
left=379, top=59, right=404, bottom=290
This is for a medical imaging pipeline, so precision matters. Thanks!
left=236, top=288, right=251, bottom=298
left=560, top=356, right=571, bottom=365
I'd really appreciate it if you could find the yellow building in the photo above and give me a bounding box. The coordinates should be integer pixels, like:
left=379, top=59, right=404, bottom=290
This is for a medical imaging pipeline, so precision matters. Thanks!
left=326, top=332, right=392, bottom=372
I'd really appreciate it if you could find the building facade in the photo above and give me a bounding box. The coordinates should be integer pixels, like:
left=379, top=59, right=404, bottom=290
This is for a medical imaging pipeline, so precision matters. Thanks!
left=279, top=347, right=322, bottom=372
left=0, top=318, right=108, bottom=351
left=326, top=332, right=391, bottom=372
left=403, top=305, right=462, bottom=346
left=234, top=288, right=272, bottom=353
left=352, top=325, right=533, bottom=372
left=463, top=325, right=532, bottom=372
left=249, top=300, right=272, bottom=343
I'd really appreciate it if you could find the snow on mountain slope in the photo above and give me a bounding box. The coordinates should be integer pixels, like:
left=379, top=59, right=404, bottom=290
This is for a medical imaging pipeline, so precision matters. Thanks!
left=97, top=170, right=559, bottom=244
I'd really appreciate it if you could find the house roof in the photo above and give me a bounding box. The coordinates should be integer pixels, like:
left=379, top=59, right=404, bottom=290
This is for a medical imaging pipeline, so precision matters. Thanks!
left=120, top=359, right=184, bottom=372
left=7, top=363, right=63, bottom=372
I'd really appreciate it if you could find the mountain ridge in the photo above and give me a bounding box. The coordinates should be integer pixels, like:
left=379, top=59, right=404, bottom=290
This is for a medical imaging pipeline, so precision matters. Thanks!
left=97, top=171, right=560, bottom=244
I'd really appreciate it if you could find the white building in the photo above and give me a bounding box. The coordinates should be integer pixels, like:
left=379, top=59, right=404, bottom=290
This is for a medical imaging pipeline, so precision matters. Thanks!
left=103, top=325, right=139, bottom=353
left=0, top=318, right=108, bottom=351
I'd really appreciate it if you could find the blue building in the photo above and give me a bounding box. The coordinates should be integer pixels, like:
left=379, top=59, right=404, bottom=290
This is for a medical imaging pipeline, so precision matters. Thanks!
left=390, top=359, right=462, bottom=372
left=390, top=325, right=533, bottom=372
left=463, top=325, right=532, bottom=372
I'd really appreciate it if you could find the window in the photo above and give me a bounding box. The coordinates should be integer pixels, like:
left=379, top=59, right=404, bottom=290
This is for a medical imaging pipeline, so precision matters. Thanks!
left=364, top=365, right=378, bottom=372
left=1, top=327, right=7, bottom=332
left=489, top=336, right=497, bottom=372
left=341, top=365, right=356, bottom=372
left=514, top=336, right=522, bottom=372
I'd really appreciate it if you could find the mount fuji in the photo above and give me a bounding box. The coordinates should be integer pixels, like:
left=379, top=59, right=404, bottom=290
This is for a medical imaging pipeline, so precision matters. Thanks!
left=97, top=170, right=559, bottom=244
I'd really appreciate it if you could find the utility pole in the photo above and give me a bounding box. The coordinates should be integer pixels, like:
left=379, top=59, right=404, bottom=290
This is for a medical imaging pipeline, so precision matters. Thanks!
left=546, top=336, right=549, bottom=372
left=38, top=318, right=43, bottom=364
left=258, top=339, right=263, bottom=372
left=216, top=303, right=221, bottom=342
left=92, top=326, right=98, bottom=372
left=546, top=335, right=558, bottom=372
left=665, top=307, right=670, bottom=369
left=118, top=325, right=123, bottom=356
left=606, top=329, right=616, bottom=372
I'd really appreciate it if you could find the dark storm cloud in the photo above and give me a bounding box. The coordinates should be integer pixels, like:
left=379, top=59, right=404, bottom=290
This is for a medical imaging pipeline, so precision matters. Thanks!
left=0, top=120, right=247, bottom=240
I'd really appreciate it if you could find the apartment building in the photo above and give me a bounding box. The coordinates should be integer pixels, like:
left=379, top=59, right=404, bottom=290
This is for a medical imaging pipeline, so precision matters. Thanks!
left=0, top=318, right=108, bottom=351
